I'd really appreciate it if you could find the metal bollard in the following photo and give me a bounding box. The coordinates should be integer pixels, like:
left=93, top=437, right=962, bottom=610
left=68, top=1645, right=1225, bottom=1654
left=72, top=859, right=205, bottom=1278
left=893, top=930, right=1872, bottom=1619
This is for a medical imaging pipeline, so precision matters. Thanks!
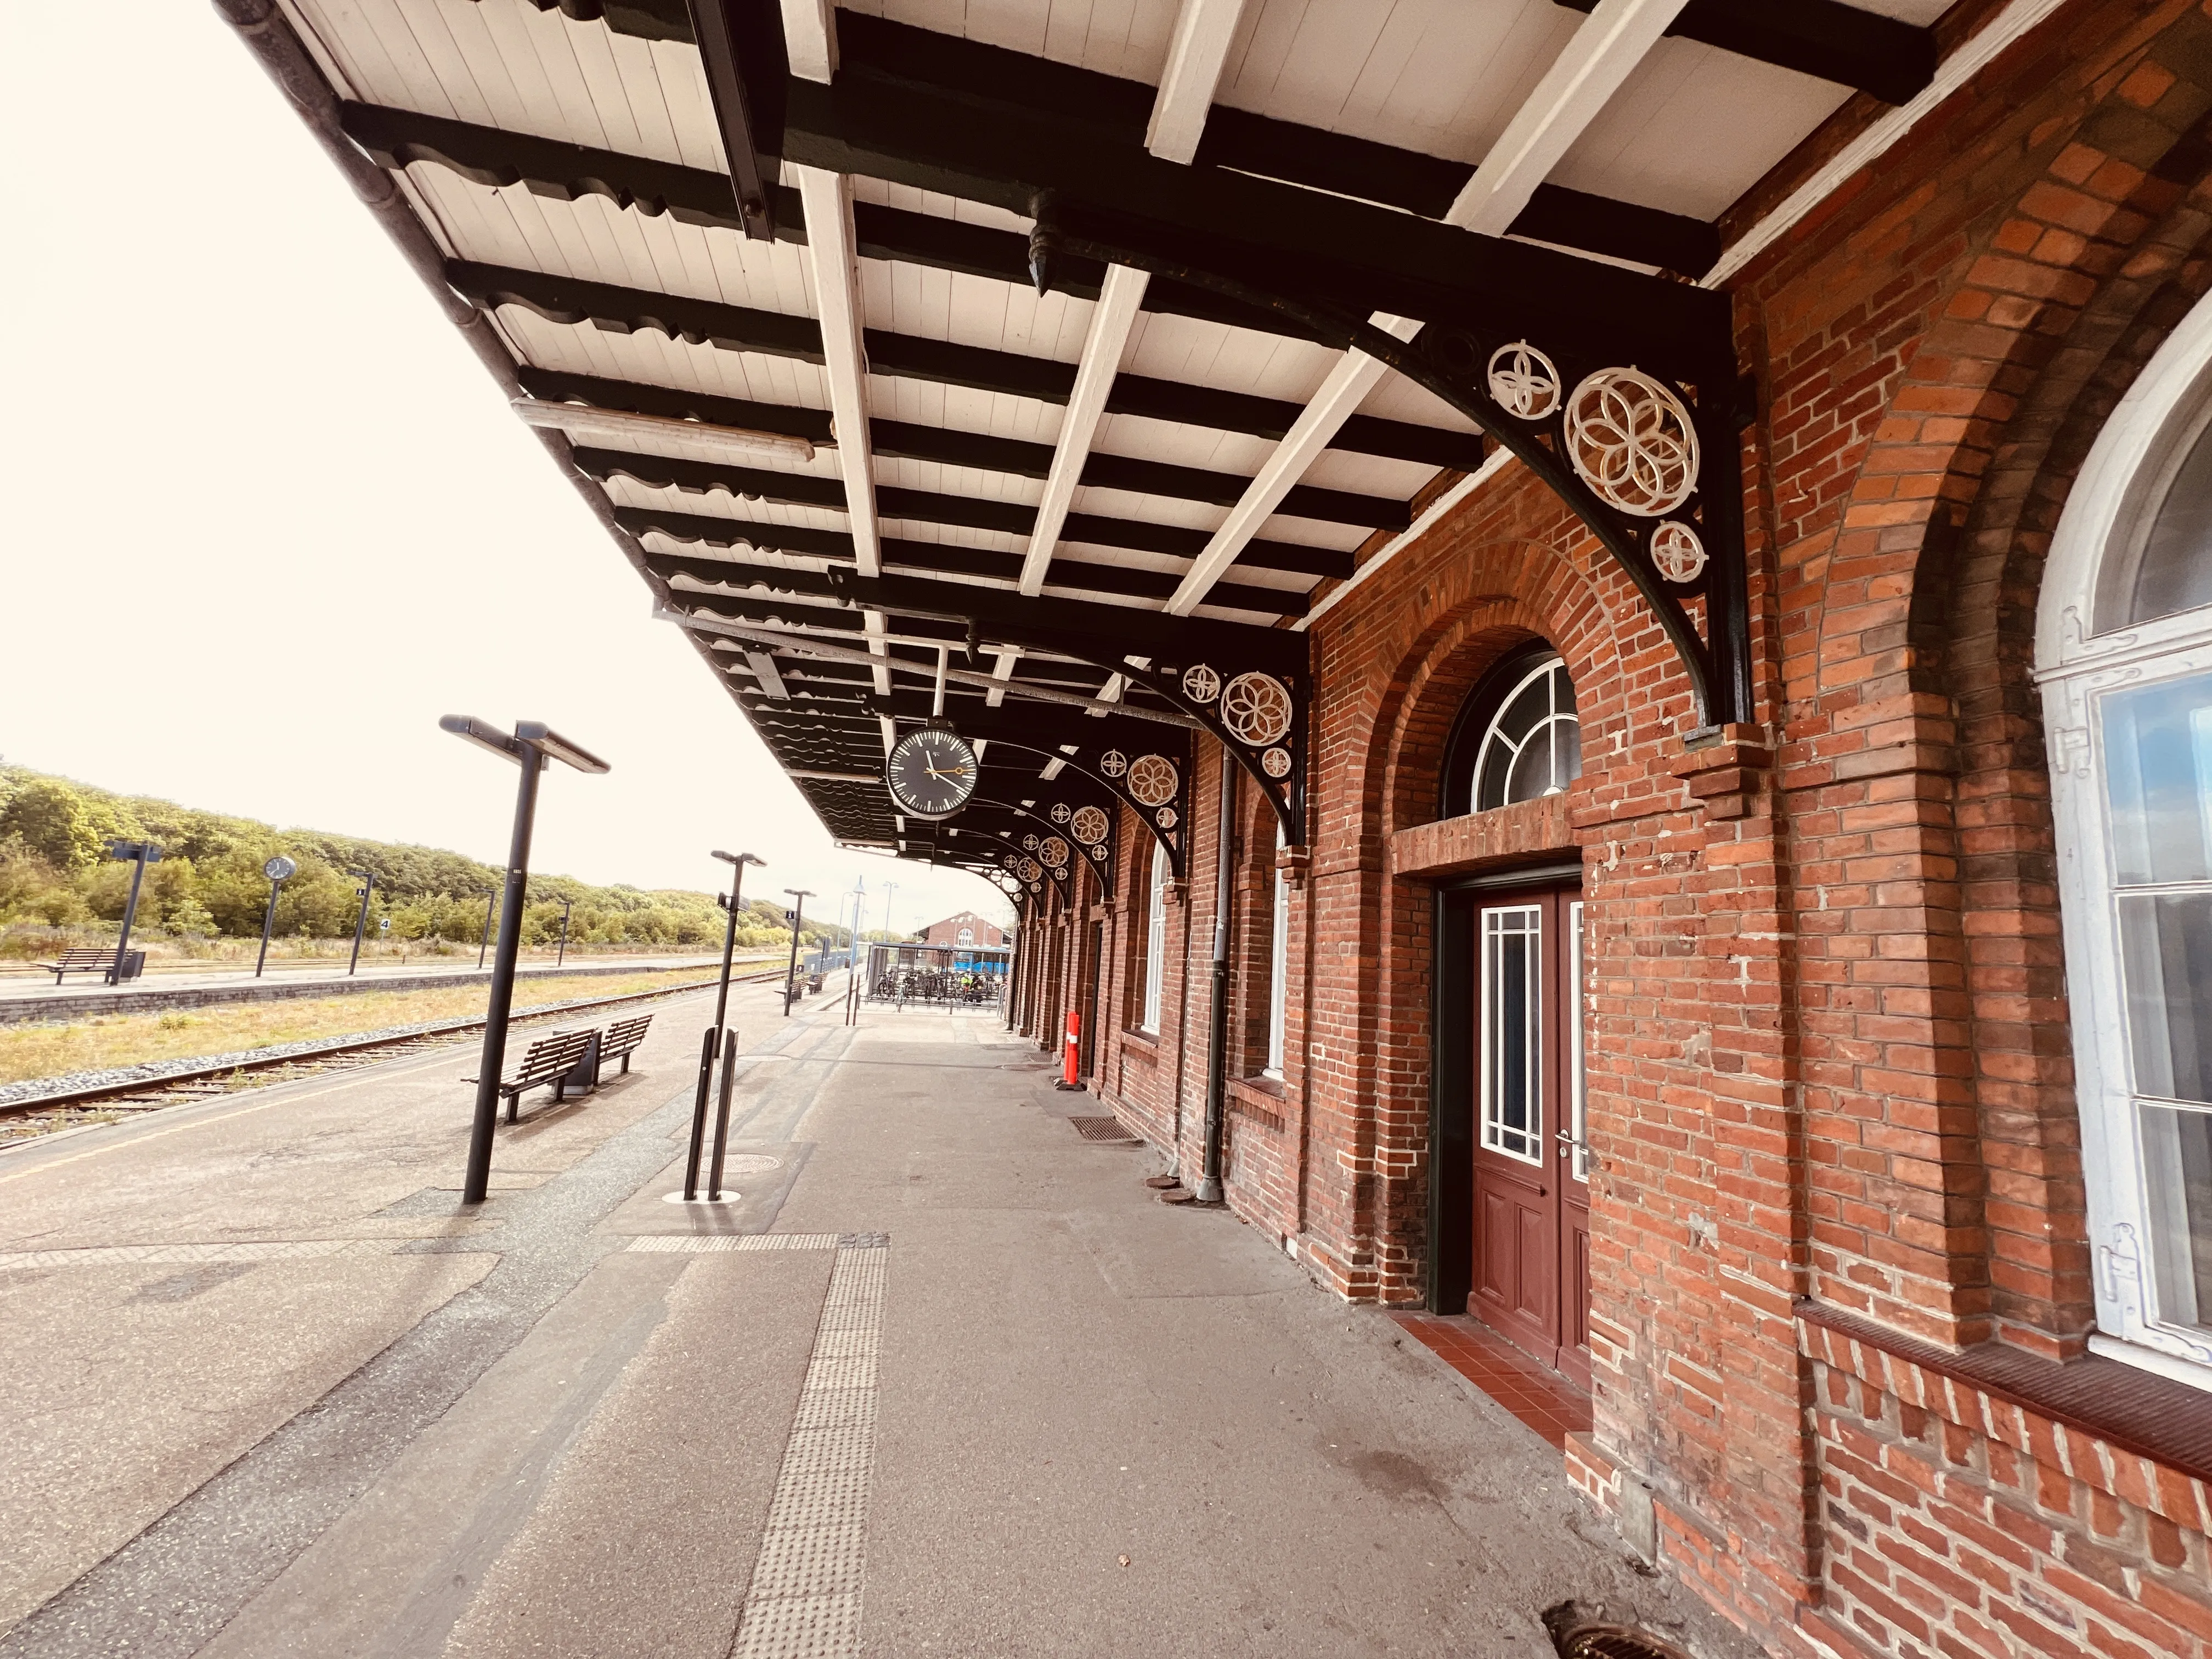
left=706, top=1026, right=738, bottom=1200
left=682, top=1025, right=716, bottom=1201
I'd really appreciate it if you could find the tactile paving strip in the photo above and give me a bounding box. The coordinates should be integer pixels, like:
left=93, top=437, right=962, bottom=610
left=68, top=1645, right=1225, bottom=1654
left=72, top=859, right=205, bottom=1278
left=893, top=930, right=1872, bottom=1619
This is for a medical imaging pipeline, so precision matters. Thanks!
left=624, top=1233, right=843, bottom=1253
left=729, top=1242, right=889, bottom=1658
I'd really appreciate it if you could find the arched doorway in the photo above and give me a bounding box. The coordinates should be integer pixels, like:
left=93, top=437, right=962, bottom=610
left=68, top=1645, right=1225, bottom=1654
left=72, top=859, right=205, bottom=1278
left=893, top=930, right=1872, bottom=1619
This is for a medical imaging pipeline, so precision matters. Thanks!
left=1431, top=644, right=1592, bottom=1386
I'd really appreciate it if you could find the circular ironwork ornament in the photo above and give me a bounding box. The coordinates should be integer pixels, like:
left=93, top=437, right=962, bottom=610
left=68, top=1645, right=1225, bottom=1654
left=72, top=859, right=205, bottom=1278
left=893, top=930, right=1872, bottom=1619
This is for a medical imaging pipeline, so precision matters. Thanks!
left=1486, top=341, right=1561, bottom=420
left=1099, top=750, right=1128, bottom=777
left=1039, top=837, right=1070, bottom=869
left=1650, top=521, right=1708, bottom=583
left=1050, top=802, right=1071, bottom=823
left=1182, top=663, right=1222, bottom=703
left=1219, top=673, right=1293, bottom=747
left=1022, top=833, right=1039, bottom=851
left=1126, top=754, right=1179, bottom=807
left=1565, top=368, right=1699, bottom=517
left=1155, top=807, right=1178, bottom=830
left=1070, top=805, right=1109, bottom=845
left=1260, top=746, right=1292, bottom=779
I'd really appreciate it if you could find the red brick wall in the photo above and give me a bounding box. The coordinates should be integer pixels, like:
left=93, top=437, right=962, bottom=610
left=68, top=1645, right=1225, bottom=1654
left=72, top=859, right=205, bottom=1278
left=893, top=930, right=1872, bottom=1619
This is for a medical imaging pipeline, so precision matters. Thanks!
left=1284, top=2, right=2212, bottom=1654
left=1011, top=7, right=2212, bottom=1654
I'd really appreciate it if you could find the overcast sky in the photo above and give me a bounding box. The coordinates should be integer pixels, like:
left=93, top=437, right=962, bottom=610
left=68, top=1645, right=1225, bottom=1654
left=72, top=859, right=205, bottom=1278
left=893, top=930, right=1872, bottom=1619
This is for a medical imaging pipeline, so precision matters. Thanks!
left=1, top=2, right=1005, bottom=938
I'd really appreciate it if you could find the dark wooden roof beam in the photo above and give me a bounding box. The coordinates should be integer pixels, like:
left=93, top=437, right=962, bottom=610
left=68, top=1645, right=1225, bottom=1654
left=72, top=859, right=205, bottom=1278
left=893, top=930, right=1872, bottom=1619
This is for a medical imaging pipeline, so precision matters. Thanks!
left=454, top=262, right=1455, bottom=505
left=1549, top=0, right=1936, bottom=105
left=574, top=447, right=1355, bottom=577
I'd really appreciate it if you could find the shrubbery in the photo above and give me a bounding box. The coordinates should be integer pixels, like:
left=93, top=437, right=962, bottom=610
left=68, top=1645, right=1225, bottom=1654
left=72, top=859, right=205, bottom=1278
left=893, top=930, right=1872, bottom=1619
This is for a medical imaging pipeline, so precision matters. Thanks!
left=0, top=767, right=848, bottom=957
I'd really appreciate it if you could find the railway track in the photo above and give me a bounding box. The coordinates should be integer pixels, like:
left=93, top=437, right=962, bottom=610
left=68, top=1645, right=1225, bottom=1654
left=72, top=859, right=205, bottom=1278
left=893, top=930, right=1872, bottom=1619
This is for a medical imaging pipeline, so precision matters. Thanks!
left=0, top=967, right=799, bottom=1144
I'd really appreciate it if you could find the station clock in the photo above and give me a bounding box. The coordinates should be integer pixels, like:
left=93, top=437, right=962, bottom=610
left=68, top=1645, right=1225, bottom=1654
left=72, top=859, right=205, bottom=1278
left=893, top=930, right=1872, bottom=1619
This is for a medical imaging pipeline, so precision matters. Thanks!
left=885, top=723, right=979, bottom=821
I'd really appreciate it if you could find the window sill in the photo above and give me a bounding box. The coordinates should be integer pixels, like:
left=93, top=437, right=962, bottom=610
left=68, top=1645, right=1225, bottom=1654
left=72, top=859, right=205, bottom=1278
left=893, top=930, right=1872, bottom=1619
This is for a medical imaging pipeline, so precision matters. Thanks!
left=1228, top=1074, right=1289, bottom=1130
left=1120, top=1028, right=1161, bottom=1061
left=1797, top=1299, right=2212, bottom=1486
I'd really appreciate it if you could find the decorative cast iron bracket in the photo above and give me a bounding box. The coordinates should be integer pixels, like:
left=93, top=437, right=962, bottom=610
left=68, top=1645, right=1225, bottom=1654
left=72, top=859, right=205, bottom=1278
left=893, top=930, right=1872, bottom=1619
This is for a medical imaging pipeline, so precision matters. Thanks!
left=1029, top=200, right=1753, bottom=736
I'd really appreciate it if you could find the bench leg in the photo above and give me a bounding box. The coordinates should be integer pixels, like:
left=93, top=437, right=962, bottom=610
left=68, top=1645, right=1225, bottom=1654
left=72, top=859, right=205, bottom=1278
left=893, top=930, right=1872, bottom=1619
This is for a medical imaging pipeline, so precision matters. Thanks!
left=505, top=1091, right=518, bottom=1125
left=620, top=1053, right=631, bottom=1074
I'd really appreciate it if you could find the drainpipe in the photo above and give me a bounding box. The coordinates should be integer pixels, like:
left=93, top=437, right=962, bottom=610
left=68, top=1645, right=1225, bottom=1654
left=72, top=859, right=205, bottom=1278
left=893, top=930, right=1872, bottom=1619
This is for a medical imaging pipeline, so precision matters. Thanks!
left=1197, top=746, right=1235, bottom=1204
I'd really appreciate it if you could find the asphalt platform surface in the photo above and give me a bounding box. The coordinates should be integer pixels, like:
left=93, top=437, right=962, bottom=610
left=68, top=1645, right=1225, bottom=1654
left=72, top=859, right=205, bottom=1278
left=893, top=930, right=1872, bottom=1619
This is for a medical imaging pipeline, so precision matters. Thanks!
left=0, top=978, right=1758, bottom=1657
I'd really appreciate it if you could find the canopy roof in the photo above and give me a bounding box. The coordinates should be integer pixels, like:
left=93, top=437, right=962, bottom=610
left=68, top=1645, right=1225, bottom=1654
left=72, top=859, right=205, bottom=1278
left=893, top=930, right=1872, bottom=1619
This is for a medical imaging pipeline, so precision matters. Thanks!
left=242, top=0, right=1971, bottom=891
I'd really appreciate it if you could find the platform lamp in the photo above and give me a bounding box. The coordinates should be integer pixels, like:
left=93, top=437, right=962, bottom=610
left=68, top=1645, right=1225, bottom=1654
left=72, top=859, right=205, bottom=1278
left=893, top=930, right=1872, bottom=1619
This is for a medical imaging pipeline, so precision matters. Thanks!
left=710, top=850, right=765, bottom=1032
left=781, top=889, right=814, bottom=1017
left=346, top=869, right=377, bottom=977
left=441, top=715, right=610, bottom=1205
left=254, top=855, right=297, bottom=979
left=102, top=837, right=162, bottom=986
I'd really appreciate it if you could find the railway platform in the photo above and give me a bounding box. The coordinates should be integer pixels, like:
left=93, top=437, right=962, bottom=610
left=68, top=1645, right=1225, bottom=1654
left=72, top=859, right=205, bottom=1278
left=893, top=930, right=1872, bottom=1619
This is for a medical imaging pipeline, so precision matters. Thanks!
left=0, top=980, right=1748, bottom=1659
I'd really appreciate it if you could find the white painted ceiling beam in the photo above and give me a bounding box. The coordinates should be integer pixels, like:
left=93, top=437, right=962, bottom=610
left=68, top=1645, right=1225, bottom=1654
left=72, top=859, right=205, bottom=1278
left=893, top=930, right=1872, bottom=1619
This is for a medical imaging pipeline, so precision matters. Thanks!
left=780, top=0, right=837, bottom=84
left=1018, top=265, right=1149, bottom=596
left=1445, top=0, right=1690, bottom=236
left=1147, top=0, right=1249, bottom=165
left=1017, top=0, right=1245, bottom=597
left=1165, top=0, right=1685, bottom=617
left=795, top=164, right=879, bottom=581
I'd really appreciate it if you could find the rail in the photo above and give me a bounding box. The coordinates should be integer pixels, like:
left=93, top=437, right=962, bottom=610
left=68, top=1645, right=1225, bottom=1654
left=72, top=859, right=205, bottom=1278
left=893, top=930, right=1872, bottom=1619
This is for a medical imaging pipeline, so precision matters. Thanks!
left=0, top=968, right=791, bottom=1124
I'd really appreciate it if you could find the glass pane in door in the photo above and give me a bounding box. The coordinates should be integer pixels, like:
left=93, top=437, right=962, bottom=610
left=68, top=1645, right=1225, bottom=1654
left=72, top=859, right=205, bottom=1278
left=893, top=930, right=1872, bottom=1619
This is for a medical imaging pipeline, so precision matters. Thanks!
left=1481, top=906, right=1542, bottom=1162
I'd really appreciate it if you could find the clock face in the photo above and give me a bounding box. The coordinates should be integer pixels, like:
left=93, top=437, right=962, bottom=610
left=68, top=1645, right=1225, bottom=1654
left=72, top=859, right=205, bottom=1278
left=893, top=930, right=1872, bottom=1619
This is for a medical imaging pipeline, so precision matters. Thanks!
left=885, top=726, right=979, bottom=820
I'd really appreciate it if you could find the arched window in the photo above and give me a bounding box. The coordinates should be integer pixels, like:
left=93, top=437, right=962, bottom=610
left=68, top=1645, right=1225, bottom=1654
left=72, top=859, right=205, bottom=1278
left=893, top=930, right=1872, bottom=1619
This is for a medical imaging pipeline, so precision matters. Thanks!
left=2042, top=290, right=2212, bottom=1390
left=1442, top=645, right=1584, bottom=817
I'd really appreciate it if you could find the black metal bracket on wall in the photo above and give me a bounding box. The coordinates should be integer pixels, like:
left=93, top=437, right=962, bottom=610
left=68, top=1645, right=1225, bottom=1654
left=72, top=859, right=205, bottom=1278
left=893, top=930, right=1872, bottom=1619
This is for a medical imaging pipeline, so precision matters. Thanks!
left=1030, top=204, right=1753, bottom=735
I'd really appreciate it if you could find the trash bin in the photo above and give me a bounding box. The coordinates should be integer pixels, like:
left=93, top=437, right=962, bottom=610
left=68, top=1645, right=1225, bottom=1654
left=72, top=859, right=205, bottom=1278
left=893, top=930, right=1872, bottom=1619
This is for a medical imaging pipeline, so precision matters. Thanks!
left=117, top=950, right=146, bottom=981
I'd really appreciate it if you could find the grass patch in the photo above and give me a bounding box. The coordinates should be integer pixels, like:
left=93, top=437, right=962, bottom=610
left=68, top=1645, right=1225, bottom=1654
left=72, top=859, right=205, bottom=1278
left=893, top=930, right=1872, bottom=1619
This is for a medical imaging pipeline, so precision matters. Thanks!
left=0, top=969, right=713, bottom=1088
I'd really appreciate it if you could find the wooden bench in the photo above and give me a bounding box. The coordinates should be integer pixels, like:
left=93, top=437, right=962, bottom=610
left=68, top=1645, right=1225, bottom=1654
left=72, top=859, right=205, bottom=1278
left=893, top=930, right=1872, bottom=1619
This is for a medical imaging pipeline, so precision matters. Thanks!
left=35, top=948, right=116, bottom=986
left=595, top=1013, right=653, bottom=1079
left=465, top=1028, right=598, bottom=1122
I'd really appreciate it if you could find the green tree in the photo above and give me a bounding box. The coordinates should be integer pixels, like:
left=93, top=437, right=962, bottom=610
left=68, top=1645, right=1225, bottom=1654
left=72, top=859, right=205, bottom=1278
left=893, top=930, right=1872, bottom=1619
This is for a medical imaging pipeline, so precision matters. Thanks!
left=0, top=780, right=104, bottom=872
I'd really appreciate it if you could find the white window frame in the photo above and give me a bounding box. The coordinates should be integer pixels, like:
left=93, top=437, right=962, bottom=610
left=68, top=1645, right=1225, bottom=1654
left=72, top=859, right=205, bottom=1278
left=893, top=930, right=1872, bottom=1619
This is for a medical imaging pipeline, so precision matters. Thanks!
left=1472, top=653, right=1582, bottom=813
left=2040, top=283, right=2212, bottom=1391
left=1567, top=899, right=1588, bottom=1183
left=1478, top=904, right=1544, bottom=1165
left=1141, top=839, right=1169, bottom=1034
left=1264, top=826, right=1289, bottom=1079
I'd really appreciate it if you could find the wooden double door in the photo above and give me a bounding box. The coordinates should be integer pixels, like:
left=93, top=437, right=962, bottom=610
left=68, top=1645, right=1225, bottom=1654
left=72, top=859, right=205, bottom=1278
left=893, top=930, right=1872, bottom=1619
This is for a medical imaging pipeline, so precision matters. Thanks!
left=1437, top=881, right=1592, bottom=1388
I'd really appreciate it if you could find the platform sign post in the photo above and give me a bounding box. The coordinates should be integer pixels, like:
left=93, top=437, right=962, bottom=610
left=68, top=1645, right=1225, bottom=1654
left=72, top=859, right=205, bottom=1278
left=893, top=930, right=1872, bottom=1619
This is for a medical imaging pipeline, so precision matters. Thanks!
left=555, top=898, right=573, bottom=968
left=710, top=850, right=765, bottom=1032
left=102, top=838, right=162, bottom=986
left=441, top=715, right=610, bottom=1205
left=253, top=855, right=296, bottom=979
left=346, top=870, right=376, bottom=977
left=781, top=890, right=814, bottom=1016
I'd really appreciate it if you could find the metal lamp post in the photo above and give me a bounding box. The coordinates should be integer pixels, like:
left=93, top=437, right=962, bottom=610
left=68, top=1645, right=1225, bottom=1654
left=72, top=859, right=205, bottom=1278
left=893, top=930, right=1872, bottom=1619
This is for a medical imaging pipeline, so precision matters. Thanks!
left=346, top=869, right=377, bottom=977
left=255, top=855, right=297, bottom=978
left=782, top=889, right=814, bottom=1016
left=103, top=838, right=162, bottom=986
left=555, top=898, right=573, bottom=968
left=477, top=872, right=501, bottom=969
left=710, top=850, right=765, bottom=1031
left=441, top=715, right=610, bottom=1205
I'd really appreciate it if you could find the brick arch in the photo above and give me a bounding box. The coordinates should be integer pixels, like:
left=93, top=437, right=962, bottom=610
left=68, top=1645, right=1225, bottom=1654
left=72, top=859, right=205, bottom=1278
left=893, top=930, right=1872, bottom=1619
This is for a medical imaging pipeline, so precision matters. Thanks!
left=1757, top=1, right=2212, bottom=1352
left=1316, top=523, right=1639, bottom=1302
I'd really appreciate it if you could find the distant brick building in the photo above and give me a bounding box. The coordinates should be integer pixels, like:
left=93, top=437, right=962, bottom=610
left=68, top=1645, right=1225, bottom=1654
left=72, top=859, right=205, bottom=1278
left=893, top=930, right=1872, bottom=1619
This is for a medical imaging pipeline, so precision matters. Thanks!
left=917, top=911, right=1006, bottom=949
